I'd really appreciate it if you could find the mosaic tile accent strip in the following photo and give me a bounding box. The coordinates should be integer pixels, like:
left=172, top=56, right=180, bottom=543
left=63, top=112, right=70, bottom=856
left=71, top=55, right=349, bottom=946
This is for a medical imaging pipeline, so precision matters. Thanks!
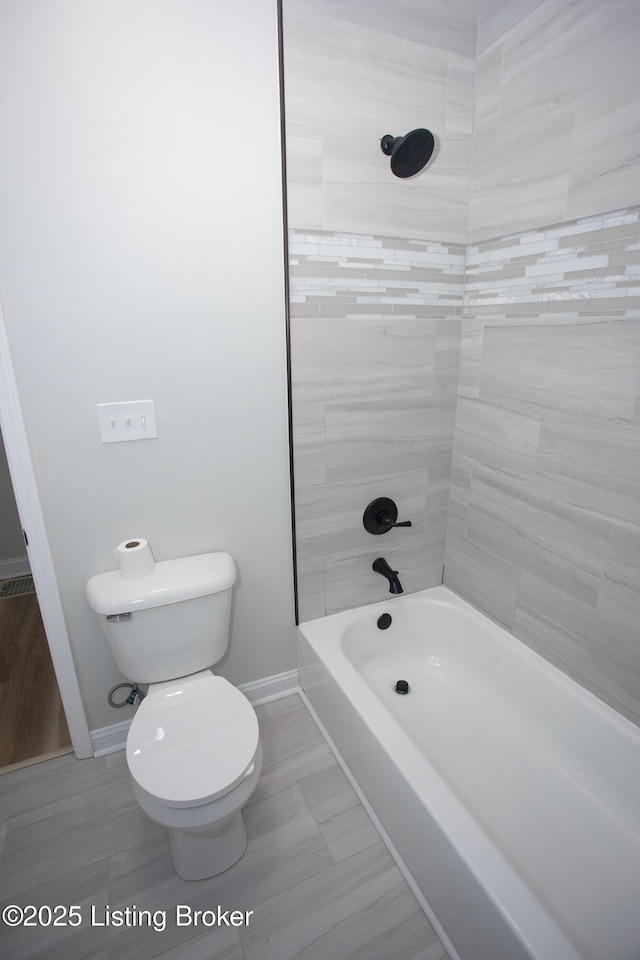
left=290, top=229, right=465, bottom=620
left=446, top=204, right=640, bottom=727
left=465, top=208, right=640, bottom=310
left=289, top=230, right=466, bottom=310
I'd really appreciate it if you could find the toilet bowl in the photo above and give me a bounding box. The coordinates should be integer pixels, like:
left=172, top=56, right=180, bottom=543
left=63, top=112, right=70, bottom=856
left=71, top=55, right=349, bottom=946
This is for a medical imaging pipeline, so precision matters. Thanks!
left=86, top=550, right=262, bottom=880
left=126, top=670, right=262, bottom=879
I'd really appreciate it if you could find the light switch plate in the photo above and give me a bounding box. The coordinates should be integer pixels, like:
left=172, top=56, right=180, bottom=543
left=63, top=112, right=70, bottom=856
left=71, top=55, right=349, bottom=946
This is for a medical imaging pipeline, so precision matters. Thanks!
left=97, top=400, right=158, bottom=443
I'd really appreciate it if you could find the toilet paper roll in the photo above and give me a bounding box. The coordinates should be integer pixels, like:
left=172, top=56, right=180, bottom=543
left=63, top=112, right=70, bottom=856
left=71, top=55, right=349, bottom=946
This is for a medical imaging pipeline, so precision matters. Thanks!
left=115, top=538, right=155, bottom=580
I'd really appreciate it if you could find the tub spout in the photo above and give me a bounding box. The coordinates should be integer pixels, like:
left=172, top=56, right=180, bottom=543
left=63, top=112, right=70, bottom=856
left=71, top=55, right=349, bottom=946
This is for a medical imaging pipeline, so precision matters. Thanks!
left=372, top=557, right=403, bottom=594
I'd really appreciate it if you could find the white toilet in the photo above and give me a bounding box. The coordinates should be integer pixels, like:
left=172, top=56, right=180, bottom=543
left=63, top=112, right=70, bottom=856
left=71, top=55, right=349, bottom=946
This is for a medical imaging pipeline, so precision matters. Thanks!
left=85, top=552, right=262, bottom=880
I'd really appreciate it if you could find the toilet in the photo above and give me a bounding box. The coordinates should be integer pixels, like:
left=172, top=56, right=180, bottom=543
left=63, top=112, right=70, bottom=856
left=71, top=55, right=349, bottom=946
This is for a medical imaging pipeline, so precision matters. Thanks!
left=85, top=551, right=262, bottom=880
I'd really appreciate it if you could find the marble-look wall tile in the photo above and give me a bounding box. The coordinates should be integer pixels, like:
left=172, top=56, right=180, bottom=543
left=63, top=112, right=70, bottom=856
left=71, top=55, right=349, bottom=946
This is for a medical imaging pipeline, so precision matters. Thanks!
left=535, top=412, right=640, bottom=527
left=296, top=557, right=326, bottom=624
left=282, top=0, right=477, bottom=243
left=466, top=470, right=612, bottom=607
left=478, top=319, right=640, bottom=420
left=443, top=529, right=521, bottom=628
left=453, top=397, right=540, bottom=477
left=291, top=314, right=437, bottom=406
left=469, top=0, right=640, bottom=240
left=291, top=401, right=325, bottom=489
left=292, top=229, right=464, bottom=617
left=598, top=523, right=640, bottom=634
left=477, top=0, right=544, bottom=54
left=325, top=396, right=456, bottom=483
left=446, top=205, right=640, bottom=725
left=513, top=574, right=640, bottom=724
left=319, top=0, right=479, bottom=59
left=568, top=100, right=640, bottom=221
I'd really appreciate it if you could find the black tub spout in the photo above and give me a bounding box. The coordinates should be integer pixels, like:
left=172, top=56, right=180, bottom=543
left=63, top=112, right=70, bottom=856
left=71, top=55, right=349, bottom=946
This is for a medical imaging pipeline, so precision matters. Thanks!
left=372, top=557, right=403, bottom=594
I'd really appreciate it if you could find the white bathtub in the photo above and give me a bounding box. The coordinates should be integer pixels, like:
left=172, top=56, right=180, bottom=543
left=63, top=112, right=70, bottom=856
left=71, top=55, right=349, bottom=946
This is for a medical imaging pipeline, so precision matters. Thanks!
left=298, top=586, right=640, bottom=960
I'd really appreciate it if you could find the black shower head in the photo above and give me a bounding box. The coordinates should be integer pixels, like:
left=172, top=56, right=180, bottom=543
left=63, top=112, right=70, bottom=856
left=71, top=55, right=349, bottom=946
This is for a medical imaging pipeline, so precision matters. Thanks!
left=380, top=128, right=435, bottom=178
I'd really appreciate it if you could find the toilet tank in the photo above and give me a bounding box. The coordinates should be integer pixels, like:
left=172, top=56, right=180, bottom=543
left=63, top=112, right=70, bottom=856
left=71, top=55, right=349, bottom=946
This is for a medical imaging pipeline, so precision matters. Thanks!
left=85, top=552, right=237, bottom=684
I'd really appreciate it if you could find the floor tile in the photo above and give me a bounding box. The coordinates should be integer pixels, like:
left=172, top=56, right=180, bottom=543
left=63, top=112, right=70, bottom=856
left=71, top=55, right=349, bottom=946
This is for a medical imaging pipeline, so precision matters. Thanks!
left=298, top=764, right=380, bottom=863
left=0, top=861, right=109, bottom=960
left=0, top=694, right=450, bottom=960
left=240, top=842, right=445, bottom=960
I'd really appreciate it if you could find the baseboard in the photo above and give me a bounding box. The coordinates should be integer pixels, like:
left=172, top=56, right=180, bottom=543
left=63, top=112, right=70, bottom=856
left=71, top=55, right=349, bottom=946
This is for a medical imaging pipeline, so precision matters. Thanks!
left=90, top=668, right=300, bottom=756
left=90, top=719, right=132, bottom=757
left=0, top=556, right=30, bottom=579
left=238, top=668, right=300, bottom=706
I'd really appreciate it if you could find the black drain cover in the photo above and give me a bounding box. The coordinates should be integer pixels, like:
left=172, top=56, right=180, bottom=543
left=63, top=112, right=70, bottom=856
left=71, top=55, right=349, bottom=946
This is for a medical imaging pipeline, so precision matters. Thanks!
left=395, top=680, right=409, bottom=694
left=377, top=613, right=392, bottom=630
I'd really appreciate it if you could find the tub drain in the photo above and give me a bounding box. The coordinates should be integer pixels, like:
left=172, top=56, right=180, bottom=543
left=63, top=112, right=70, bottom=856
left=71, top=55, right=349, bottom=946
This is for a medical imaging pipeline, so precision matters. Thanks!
left=395, top=680, right=409, bottom=694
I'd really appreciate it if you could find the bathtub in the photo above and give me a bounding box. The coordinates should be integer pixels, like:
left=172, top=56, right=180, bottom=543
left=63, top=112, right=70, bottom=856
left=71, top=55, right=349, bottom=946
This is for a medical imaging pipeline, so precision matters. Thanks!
left=298, top=586, right=640, bottom=960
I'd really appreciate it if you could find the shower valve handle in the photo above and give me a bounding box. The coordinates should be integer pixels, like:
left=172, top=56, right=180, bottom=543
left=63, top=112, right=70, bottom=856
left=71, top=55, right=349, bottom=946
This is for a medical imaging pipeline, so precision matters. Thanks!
left=363, top=497, right=412, bottom=535
left=381, top=514, right=412, bottom=529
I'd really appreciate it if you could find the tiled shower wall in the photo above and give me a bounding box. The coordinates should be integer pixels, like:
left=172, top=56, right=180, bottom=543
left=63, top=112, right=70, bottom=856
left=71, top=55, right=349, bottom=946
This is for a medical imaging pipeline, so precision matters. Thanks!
left=445, top=205, right=640, bottom=726
left=291, top=208, right=640, bottom=726
left=290, top=229, right=464, bottom=621
left=285, top=0, right=640, bottom=727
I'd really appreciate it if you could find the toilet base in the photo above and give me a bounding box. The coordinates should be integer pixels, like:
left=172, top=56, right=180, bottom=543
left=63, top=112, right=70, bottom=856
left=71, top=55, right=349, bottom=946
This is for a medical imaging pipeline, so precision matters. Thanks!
left=168, top=810, right=248, bottom=880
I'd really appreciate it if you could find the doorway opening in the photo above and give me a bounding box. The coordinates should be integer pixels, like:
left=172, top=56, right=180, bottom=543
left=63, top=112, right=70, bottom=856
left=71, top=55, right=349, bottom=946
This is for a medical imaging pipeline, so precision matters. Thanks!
left=0, top=299, right=92, bottom=765
left=0, top=427, right=72, bottom=774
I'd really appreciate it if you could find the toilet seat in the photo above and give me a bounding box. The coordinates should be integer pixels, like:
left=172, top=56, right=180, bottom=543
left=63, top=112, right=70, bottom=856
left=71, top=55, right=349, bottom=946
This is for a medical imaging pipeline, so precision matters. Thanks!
left=126, top=672, right=259, bottom=809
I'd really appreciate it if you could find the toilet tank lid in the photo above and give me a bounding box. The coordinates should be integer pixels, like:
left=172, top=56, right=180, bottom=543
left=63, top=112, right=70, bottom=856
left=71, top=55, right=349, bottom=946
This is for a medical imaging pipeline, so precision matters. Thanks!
left=85, top=552, right=237, bottom=615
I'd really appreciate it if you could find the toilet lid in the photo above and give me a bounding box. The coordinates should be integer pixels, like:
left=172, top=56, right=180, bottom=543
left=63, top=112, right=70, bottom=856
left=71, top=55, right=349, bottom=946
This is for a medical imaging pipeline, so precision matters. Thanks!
left=126, top=673, right=259, bottom=808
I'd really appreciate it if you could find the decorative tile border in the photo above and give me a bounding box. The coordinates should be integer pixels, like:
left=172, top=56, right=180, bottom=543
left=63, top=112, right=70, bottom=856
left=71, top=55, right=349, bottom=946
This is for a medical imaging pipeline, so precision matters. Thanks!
left=289, top=229, right=466, bottom=309
left=465, top=206, right=640, bottom=310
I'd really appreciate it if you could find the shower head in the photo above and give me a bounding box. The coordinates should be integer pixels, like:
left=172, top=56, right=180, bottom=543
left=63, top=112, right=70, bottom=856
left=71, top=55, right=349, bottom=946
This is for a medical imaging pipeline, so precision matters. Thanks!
left=380, top=128, right=435, bottom=178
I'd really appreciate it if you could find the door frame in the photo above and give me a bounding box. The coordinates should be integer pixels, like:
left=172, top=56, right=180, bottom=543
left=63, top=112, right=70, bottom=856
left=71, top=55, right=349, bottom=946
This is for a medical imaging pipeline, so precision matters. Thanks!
left=0, top=295, right=92, bottom=760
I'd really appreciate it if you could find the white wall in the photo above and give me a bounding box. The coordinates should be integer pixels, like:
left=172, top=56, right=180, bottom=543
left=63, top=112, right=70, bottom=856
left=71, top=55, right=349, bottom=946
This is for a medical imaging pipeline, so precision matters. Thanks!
left=0, top=0, right=295, bottom=730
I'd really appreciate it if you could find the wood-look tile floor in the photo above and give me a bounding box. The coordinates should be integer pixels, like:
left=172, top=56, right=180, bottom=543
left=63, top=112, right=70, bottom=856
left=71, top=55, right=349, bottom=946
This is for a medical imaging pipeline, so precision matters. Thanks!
left=0, top=694, right=450, bottom=960
left=0, top=591, right=71, bottom=772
